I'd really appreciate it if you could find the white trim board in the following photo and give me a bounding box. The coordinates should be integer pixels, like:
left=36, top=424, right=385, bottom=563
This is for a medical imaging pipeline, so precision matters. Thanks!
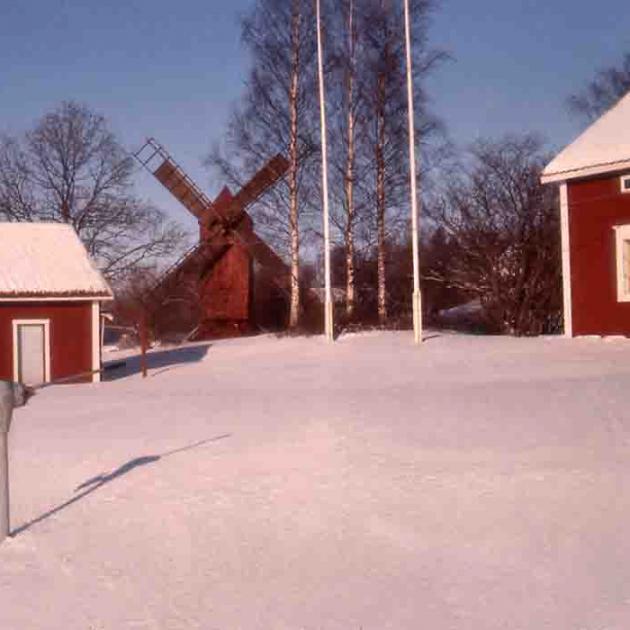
left=540, top=92, right=630, bottom=185
left=560, top=183, right=573, bottom=337
left=0, top=296, right=112, bottom=303
left=11, top=319, right=51, bottom=384
left=541, top=159, right=630, bottom=184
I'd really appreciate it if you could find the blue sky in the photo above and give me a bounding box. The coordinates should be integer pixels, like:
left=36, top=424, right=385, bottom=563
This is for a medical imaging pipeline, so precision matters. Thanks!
left=2, top=0, right=629, bottom=230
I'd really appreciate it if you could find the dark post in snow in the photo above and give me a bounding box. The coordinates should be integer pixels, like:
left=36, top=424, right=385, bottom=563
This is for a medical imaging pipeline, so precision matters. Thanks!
left=0, top=381, right=32, bottom=543
left=140, top=310, right=148, bottom=379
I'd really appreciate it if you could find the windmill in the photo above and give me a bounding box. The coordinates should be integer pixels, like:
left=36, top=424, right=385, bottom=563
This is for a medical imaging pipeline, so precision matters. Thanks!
left=133, top=138, right=293, bottom=340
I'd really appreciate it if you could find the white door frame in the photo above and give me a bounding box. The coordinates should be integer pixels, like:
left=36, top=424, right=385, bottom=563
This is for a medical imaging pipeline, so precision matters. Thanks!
left=12, top=319, right=51, bottom=384
left=91, top=301, right=101, bottom=383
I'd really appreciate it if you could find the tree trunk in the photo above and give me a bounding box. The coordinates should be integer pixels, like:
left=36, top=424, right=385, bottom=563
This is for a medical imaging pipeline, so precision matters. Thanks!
left=288, top=0, right=301, bottom=330
left=344, top=0, right=356, bottom=319
left=375, top=72, right=388, bottom=325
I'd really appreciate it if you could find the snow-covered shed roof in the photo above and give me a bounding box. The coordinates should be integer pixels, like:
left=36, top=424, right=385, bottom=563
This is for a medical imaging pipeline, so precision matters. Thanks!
left=541, top=92, right=630, bottom=184
left=0, top=223, right=112, bottom=299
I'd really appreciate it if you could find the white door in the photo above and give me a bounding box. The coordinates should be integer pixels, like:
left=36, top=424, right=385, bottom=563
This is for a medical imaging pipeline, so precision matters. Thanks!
left=17, top=324, right=46, bottom=385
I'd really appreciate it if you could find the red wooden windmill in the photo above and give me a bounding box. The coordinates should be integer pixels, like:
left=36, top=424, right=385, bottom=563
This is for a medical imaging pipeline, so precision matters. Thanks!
left=134, top=138, right=291, bottom=340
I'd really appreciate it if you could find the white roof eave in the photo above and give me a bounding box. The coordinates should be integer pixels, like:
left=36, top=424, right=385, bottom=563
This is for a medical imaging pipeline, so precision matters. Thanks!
left=541, top=91, right=630, bottom=185
left=0, top=223, right=113, bottom=297
left=541, top=158, right=630, bottom=184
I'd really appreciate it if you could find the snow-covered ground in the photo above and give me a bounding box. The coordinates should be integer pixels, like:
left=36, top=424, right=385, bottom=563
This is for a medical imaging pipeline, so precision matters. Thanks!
left=2, top=331, right=630, bottom=630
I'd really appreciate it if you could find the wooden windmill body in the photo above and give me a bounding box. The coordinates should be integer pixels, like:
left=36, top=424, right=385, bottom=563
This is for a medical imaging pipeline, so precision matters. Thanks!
left=134, top=139, right=291, bottom=340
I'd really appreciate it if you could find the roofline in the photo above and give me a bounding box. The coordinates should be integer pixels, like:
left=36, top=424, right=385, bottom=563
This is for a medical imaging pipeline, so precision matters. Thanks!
left=0, top=295, right=113, bottom=303
left=541, top=158, right=630, bottom=184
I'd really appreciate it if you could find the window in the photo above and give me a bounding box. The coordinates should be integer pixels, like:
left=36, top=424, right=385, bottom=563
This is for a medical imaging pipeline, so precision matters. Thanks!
left=621, top=174, right=630, bottom=193
left=614, top=225, right=630, bottom=302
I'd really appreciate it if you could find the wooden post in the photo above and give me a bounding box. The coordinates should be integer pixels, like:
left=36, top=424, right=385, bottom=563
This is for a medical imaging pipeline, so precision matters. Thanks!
left=140, top=310, right=148, bottom=379
left=0, top=433, right=8, bottom=542
left=0, top=382, right=14, bottom=543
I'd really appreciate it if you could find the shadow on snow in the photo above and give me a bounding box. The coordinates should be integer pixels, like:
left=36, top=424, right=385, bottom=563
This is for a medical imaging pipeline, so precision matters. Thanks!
left=11, top=433, right=231, bottom=537
left=104, top=344, right=212, bottom=381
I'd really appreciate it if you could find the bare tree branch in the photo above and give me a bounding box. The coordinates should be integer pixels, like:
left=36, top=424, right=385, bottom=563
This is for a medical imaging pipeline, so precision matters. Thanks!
left=0, top=102, right=187, bottom=285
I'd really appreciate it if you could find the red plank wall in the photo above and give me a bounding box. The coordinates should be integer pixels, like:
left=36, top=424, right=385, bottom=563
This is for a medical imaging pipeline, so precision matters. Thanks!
left=568, top=174, right=630, bottom=336
left=0, top=302, right=92, bottom=383
left=198, top=243, right=252, bottom=337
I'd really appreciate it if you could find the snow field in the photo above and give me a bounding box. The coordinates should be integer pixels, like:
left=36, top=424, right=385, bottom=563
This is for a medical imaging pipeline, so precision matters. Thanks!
left=1, top=331, right=630, bottom=629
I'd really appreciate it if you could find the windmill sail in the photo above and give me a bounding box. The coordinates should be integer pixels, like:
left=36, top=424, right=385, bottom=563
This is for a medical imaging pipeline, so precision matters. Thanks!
left=229, top=155, right=289, bottom=219
left=153, top=160, right=211, bottom=220
left=133, top=138, right=295, bottom=306
left=207, top=155, right=290, bottom=227
left=134, top=138, right=224, bottom=224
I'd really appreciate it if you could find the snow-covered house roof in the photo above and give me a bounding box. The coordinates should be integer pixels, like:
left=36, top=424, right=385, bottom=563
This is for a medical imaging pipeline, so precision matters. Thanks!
left=0, top=223, right=113, bottom=299
left=541, top=92, right=630, bottom=184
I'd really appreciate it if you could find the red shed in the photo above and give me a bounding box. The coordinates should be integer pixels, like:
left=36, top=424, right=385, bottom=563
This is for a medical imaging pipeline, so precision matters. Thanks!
left=0, top=223, right=113, bottom=385
left=542, top=93, right=630, bottom=337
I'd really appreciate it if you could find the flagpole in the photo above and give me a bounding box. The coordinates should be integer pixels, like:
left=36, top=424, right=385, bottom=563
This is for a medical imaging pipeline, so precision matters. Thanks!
left=316, top=0, right=334, bottom=342
left=403, top=0, right=422, bottom=345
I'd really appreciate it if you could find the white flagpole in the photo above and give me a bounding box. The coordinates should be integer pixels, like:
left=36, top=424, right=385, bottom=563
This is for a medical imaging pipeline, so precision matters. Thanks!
left=316, top=0, right=334, bottom=342
left=404, top=0, right=422, bottom=345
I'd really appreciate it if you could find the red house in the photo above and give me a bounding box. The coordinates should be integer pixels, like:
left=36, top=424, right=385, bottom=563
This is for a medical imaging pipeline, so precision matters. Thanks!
left=0, top=223, right=113, bottom=385
left=542, top=93, right=630, bottom=337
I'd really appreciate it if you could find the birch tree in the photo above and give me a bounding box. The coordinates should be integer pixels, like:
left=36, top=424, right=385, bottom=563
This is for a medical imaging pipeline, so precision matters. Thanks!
left=328, top=0, right=363, bottom=319
left=209, top=0, right=318, bottom=331
left=358, top=0, right=402, bottom=325
left=362, top=0, right=442, bottom=325
left=287, top=0, right=303, bottom=327
left=343, top=0, right=358, bottom=318
left=212, top=0, right=444, bottom=330
left=326, top=0, right=377, bottom=323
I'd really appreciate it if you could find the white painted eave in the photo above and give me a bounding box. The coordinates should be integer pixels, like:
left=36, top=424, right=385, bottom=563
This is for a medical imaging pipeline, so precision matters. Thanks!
left=541, top=91, right=630, bottom=185
left=541, top=158, right=630, bottom=184
left=0, top=223, right=113, bottom=297
left=0, top=295, right=114, bottom=303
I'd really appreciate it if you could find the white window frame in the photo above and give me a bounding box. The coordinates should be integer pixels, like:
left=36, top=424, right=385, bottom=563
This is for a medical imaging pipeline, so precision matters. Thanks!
left=621, top=174, right=630, bottom=194
left=614, top=225, right=630, bottom=302
left=12, top=319, right=51, bottom=384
